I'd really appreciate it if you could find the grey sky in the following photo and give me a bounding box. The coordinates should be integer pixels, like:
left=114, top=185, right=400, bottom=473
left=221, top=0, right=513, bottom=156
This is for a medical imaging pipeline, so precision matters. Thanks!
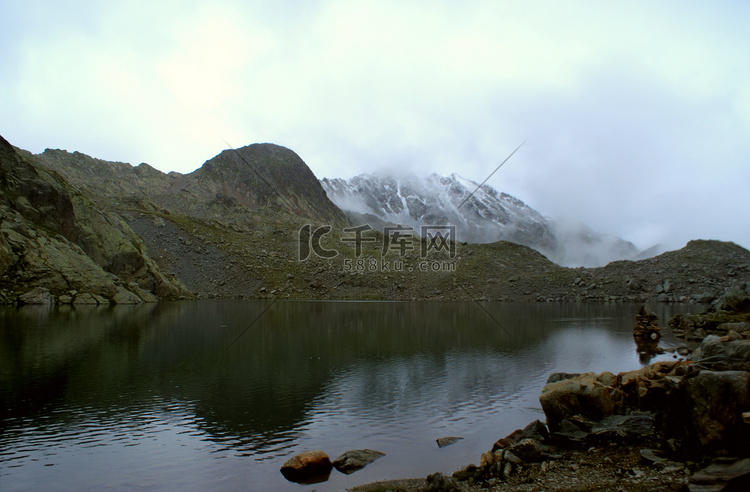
left=2, top=0, right=749, bottom=252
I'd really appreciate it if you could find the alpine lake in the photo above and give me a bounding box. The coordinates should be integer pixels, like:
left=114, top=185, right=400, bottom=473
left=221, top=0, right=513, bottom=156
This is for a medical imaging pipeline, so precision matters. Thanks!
left=0, top=300, right=703, bottom=491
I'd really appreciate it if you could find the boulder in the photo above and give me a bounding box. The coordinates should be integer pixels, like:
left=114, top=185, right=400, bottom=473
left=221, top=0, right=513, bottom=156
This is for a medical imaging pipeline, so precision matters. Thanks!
left=332, top=449, right=385, bottom=474
left=280, top=450, right=332, bottom=484
left=639, top=448, right=667, bottom=466
left=689, top=458, right=750, bottom=492
left=539, top=372, right=620, bottom=431
left=618, top=361, right=687, bottom=411
left=112, top=288, right=143, bottom=305
left=520, top=419, right=550, bottom=442
left=492, top=420, right=549, bottom=451
left=684, top=370, right=750, bottom=452
left=451, top=464, right=480, bottom=481
left=712, top=286, right=750, bottom=314
left=128, top=282, right=158, bottom=303
left=505, top=437, right=549, bottom=462
left=93, top=294, right=109, bottom=305
left=550, top=418, right=590, bottom=446
left=720, top=322, right=750, bottom=334
left=426, top=472, right=460, bottom=491
left=694, top=338, right=750, bottom=371
left=73, top=293, right=100, bottom=305
left=19, top=286, right=53, bottom=304
left=545, top=372, right=581, bottom=384
left=695, top=291, right=717, bottom=304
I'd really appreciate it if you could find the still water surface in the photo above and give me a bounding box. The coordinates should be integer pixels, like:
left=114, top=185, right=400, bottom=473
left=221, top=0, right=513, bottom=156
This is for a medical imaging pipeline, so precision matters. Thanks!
left=0, top=301, right=701, bottom=491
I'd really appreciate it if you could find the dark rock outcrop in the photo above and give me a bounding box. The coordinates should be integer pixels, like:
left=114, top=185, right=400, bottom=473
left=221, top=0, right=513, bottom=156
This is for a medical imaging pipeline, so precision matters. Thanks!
left=713, top=286, right=750, bottom=314
left=539, top=337, right=750, bottom=457
left=0, top=134, right=189, bottom=304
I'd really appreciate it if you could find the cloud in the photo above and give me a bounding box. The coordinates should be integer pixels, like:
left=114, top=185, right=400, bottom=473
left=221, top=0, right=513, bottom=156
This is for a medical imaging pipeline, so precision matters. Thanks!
left=500, top=60, right=750, bottom=250
left=1, top=0, right=749, bottom=251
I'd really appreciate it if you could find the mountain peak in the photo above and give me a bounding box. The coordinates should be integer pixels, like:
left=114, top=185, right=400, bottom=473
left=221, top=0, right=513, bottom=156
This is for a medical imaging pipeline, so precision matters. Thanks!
left=193, top=143, right=347, bottom=224
left=321, top=172, right=650, bottom=267
left=33, top=142, right=349, bottom=227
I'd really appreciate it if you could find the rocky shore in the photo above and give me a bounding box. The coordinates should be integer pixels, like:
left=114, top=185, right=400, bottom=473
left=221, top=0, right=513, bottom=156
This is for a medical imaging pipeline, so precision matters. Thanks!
left=347, top=286, right=750, bottom=491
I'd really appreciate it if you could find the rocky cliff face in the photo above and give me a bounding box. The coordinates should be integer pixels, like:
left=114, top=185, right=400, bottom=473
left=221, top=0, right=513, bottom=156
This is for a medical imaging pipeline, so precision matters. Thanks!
left=0, top=135, right=189, bottom=305
left=321, top=172, right=646, bottom=267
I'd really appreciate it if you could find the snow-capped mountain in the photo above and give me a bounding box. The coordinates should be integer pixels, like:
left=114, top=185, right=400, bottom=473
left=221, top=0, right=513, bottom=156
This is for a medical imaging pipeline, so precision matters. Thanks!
left=320, top=173, right=651, bottom=267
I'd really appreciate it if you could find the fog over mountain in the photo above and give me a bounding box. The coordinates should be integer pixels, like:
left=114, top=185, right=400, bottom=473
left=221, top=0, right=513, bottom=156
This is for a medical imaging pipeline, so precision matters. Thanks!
left=321, top=173, right=659, bottom=267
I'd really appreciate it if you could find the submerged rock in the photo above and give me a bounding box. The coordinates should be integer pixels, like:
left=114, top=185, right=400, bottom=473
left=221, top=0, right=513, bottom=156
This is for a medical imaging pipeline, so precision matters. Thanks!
left=436, top=436, right=463, bottom=448
left=332, top=449, right=385, bottom=474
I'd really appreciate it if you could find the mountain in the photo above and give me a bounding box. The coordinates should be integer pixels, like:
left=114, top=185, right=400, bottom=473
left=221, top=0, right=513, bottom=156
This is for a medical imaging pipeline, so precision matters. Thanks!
left=0, top=135, right=189, bottom=305
left=23, top=142, right=350, bottom=300
left=320, top=172, right=651, bottom=267
left=186, top=144, right=348, bottom=225
left=2, top=134, right=747, bottom=306
left=35, top=143, right=349, bottom=227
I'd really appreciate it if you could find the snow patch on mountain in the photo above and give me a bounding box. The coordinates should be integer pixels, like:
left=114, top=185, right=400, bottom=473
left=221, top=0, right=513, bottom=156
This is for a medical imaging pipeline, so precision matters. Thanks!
left=320, top=172, right=658, bottom=267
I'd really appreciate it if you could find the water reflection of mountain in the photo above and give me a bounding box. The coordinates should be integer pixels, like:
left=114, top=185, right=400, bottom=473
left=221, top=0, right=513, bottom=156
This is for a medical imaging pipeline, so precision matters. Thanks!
left=0, top=301, right=699, bottom=459
left=131, top=300, right=555, bottom=452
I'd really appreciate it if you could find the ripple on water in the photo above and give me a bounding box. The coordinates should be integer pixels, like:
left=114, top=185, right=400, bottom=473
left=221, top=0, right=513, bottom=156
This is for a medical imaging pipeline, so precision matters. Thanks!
left=1, top=301, right=705, bottom=491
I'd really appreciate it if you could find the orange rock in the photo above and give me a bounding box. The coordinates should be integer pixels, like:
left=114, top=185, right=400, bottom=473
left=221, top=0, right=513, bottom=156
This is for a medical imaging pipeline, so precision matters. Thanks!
left=280, top=450, right=332, bottom=484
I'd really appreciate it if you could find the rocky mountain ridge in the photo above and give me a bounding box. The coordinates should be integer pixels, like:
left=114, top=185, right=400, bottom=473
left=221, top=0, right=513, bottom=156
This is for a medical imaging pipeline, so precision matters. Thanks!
left=1, top=134, right=749, bottom=306
left=0, top=135, right=189, bottom=305
left=35, top=143, right=349, bottom=227
left=321, top=172, right=651, bottom=267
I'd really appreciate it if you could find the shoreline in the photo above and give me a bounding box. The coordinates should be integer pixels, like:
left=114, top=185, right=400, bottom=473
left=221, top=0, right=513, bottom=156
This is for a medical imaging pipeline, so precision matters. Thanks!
left=346, top=295, right=750, bottom=491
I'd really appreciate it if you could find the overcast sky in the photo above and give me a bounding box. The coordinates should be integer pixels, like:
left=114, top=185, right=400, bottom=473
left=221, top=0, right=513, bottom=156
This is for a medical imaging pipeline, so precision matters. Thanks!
left=2, top=0, right=749, bottom=252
